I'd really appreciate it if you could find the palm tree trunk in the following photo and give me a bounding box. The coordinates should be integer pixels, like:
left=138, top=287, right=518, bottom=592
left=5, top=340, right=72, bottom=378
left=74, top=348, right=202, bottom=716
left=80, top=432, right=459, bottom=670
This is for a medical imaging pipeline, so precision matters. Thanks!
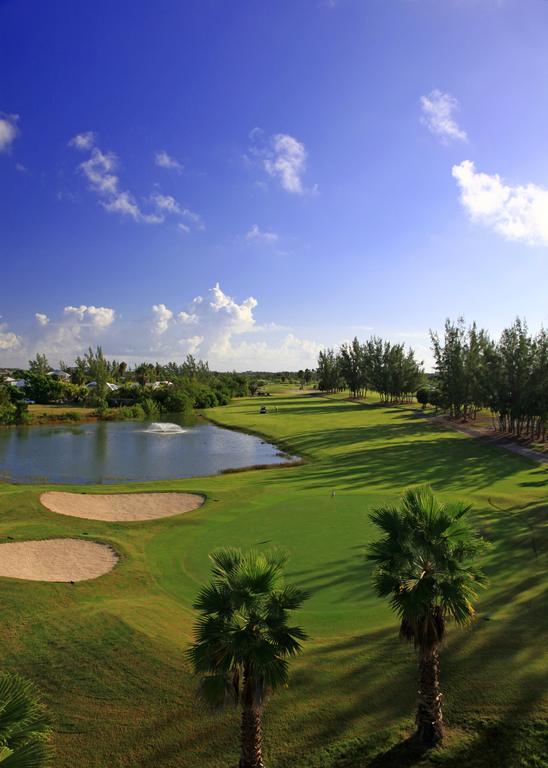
left=416, top=646, right=444, bottom=748
left=239, top=704, right=264, bottom=768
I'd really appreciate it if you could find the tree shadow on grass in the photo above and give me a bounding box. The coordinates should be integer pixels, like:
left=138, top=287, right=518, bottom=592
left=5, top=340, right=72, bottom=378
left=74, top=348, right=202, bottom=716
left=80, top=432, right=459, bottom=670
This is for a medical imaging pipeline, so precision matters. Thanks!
left=519, top=467, right=548, bottom=488
left=276, top=548, right=548, bottom=767
left=286, top=552, right=374, bottom=601
left=296, top=434, right=526, bottom=492
left=366, top=737, right=427, bottom=768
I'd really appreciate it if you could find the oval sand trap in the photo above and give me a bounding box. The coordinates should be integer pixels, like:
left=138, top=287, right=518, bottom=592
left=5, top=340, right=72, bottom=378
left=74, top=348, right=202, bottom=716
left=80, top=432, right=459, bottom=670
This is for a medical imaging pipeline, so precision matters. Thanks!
left=40, top=491, right=205, bottom=522
left=0, top=538, right=118, bottom=582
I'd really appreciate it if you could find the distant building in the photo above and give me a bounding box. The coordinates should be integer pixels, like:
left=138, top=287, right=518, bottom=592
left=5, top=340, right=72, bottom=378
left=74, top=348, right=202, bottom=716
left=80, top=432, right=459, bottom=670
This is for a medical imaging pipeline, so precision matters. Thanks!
left=47, top=370, right=70, bottom=380
left=86, top=381, right=119, bottom=392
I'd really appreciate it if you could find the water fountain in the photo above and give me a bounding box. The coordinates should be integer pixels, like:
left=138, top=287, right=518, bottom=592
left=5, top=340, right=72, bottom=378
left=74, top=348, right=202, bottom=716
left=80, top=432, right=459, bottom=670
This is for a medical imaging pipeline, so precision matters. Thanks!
left=144, top=422, right=187, bottom=434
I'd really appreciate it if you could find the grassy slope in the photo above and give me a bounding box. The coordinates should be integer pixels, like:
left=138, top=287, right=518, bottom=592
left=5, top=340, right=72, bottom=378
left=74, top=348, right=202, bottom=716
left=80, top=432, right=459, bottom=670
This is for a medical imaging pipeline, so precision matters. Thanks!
left=0, top=391, right=546, bottom=767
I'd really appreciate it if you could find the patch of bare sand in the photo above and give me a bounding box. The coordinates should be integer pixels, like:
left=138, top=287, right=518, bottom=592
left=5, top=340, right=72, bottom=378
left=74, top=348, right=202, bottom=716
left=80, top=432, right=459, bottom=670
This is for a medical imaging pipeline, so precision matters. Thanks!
left=0, top=538, right=118, bottom=582
left=40, top=491, right=205, bottom=522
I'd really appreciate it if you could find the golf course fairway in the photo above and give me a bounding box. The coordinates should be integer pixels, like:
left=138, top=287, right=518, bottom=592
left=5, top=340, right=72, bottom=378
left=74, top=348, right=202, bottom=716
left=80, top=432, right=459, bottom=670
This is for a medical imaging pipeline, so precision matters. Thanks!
left=0, top=391, right=546, bottom=767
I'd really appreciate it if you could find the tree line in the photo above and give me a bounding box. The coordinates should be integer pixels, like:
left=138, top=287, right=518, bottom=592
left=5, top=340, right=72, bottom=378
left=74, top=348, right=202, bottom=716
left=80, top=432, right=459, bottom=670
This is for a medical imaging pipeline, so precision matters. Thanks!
left=317, top=318, right=547, bottom=443
left=317, top=336, right=423, bottom=403
left=0, top=348, right=265, bottom=424
left=428, top=318, right=547, bottom=441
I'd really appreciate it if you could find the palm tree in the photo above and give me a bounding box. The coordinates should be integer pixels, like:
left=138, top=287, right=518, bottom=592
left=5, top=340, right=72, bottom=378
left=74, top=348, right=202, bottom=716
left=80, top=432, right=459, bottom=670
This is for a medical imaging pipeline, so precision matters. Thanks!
left=188, top=548, right=309, bottom=768
left=0, top=673, right=52, bottom=766
left=367, top=485, right=486, bottom=748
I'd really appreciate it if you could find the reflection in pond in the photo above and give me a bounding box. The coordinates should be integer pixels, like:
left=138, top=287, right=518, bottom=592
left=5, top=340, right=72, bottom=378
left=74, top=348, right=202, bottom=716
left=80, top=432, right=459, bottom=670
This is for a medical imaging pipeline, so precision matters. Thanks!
left=0, top=417, right=294, bottom=484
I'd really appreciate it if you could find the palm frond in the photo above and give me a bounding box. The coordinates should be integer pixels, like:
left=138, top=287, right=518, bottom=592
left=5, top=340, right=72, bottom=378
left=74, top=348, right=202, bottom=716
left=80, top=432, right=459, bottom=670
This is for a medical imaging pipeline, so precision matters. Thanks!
left=189, top=548, right=308, bottom=708
left=368, top=486, right=487, bottom=649
left=0, top=739, right=52, bottom=768
left=0, top=675, right=51, bottom=768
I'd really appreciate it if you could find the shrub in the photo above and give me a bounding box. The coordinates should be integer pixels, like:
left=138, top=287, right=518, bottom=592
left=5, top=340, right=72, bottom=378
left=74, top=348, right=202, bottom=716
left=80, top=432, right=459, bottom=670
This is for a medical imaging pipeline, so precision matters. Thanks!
left=141, top=397, right=160, bottom=418
left=194, top=389, right=218, bottom=409
left=118, top=404, right=146, bottom=420
left=163, top=389, right=193, bottom=414
left=57, top=411, right=83, bottom=422
left=215, top=391, right=230, bottom=406
left=0, top=401, right=17, bottom=425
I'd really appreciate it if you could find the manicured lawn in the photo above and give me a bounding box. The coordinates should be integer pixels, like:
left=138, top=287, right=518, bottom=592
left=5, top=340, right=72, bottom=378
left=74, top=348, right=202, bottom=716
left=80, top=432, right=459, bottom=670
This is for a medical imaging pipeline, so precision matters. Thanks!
left=0, top=392, right=546, bottom=766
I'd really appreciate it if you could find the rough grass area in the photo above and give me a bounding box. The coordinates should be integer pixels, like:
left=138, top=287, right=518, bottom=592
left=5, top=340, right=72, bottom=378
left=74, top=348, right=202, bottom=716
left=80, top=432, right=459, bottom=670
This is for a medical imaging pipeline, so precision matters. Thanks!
left=25, top=404, right=96, bottom=425
left=0, top=390, right=546, bottom=767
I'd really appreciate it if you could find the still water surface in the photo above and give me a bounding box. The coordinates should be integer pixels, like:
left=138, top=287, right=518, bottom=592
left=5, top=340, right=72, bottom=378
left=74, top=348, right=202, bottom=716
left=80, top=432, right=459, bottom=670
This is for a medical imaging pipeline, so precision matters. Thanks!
left=0, top=417, right=291, bottom=484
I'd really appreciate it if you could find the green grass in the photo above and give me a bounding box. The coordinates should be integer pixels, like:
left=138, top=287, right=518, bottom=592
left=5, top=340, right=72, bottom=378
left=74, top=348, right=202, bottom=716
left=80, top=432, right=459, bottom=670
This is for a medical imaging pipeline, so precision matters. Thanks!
left=0, top=391, right=546, bottom=767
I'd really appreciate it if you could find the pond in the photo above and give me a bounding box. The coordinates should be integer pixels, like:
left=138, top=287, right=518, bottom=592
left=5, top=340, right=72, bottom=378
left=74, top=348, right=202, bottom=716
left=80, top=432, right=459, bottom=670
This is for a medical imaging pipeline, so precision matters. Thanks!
left=0, top=417, right=293, bottom=484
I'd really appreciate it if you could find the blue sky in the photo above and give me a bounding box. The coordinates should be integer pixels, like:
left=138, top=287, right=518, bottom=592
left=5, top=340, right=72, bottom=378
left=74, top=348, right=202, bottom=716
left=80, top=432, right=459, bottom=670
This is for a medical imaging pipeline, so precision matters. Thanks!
left=1, top=0, right=547, bottom=370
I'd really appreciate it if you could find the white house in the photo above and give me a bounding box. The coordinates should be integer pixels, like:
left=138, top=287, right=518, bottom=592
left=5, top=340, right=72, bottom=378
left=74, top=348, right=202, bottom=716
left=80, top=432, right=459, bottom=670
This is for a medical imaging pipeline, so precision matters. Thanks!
left=150, top=381, right=174, bottom=389
left=86, top=381, right=119, bottom=392
left=47, top=370, right=70, bottom=380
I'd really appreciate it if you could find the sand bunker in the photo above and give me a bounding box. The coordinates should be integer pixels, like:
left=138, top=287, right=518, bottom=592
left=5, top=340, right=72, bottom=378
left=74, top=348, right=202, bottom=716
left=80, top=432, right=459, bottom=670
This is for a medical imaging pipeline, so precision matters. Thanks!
left=0, top=538, right=118, bottom=582
left=40, top=491, right=205, bottom=522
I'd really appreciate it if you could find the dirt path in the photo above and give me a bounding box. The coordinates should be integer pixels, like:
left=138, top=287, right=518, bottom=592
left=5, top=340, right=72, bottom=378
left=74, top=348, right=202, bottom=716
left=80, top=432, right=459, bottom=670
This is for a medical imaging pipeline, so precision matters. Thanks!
left=422, top=412, right=548, bottom=465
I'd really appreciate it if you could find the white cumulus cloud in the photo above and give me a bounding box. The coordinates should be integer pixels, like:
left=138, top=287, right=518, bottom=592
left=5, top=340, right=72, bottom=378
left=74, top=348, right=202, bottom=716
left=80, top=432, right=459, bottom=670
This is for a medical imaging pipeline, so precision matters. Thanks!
left=209, top=282, right=257, bottom=332
left=452, top=160, right=548, bottom=246
left=71, top=136, right=201, bottom=228
left=79, top=147, right=120, bottom=196
left=152, top=304, right=174, bottom=335
left=150, top=193, right=203, bottom=229
left=420, top=90, right=467, bottom=143
left=0, top=318, right=22, bottom=351
left=178, top=311, right=198, bottom=324
left=103, top=190, right=143, bottom=220
left=68, top=131, right=96, bottom=151
left=265, top=133, right=307, bottom=194
left=155, top=150, right=182, bottom=172
left=250, top=130, right=311, bottom=195
left=179, top=335, right=204, bottom=355
left=64, top=305, right=116, bottom=329
left=245, top=224, right=278, bottom=243
left=0, top=113, right=19, bottom=152
left=35, top=313, right=50, bottom=326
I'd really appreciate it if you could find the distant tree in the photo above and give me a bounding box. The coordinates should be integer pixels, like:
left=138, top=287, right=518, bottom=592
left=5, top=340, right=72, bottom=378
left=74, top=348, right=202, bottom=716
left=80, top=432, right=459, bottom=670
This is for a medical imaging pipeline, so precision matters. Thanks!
left=134, top=362, right=155, bottom=386
left=71, top=356, right=88, bottom=385
left=28, top=353, right=50, bottom=376
left=416, top=386, right=429, bottom=408
left=317, top=349, right=342, bottom=393
left=339, top=337, right=366, bottom=398
left=24, top=374, right=62, bottom=405
left=0, top=386, right=17, bottom=425
left=0, top=673, right=52, bottom=766
left=188, top=548, right=309, bottom=768
left=367, top=486, right=486, bottom=748
left=84, top=346, right=109, bottom=406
